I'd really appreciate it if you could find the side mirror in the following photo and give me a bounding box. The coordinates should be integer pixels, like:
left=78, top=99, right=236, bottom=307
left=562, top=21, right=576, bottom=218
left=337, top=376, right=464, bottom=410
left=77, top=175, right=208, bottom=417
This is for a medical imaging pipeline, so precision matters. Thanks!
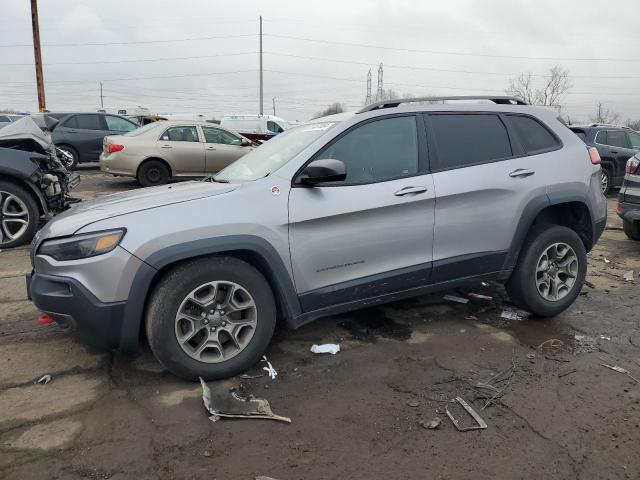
left=299, top=159, right=346, bottom=185
left=241, top=138, right=252, bottom=146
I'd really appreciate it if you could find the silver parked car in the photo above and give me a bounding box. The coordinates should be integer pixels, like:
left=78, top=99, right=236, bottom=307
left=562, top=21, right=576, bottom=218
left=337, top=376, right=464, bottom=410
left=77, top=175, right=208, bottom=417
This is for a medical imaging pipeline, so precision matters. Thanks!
left=27, top=96, right=607, bottom=380
left=100, top=120, right=254, bottom=186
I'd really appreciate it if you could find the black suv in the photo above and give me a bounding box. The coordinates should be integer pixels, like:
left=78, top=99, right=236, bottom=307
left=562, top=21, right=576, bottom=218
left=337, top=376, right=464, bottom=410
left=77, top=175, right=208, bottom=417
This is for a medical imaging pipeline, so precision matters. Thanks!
left=48, top=112, right=138, bottom=168
left=570, top=124, right=640, bottom=194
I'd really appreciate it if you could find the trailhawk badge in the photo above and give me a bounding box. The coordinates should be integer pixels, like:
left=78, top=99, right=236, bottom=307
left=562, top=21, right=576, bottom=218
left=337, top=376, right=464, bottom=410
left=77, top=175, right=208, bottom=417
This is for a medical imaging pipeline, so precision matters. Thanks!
left=271, top=186, right=281, bottom=196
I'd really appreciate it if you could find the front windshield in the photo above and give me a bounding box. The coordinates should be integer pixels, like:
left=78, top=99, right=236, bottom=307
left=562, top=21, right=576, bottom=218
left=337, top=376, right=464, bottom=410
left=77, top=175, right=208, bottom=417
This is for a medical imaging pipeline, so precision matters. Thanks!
left=214, top=121, right=336, bottom=182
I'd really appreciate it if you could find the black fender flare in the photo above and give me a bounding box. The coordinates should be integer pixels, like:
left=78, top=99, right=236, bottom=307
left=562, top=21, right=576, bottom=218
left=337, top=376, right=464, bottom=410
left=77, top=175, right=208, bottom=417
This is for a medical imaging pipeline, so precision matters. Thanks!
left=502, top=191, right=595, bottom=271
left=0, top=174, right=49, bottom=218
left=119, top=235, right=301, bottom=351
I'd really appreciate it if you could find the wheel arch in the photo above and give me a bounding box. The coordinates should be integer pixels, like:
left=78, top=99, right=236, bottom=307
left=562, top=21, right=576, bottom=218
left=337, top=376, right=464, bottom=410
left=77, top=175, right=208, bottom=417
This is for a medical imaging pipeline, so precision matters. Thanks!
left=504, top=193, right=595, bottom=271
left=119, top=235, right=301, bottom=351
left=136, top=157, right=173, bottom=179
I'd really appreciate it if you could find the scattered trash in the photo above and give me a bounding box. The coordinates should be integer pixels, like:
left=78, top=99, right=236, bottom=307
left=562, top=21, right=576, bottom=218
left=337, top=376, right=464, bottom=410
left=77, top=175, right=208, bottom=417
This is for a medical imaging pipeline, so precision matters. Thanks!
left=239, top=373, right=264, bottom=379
left=600, top=364, right=640, bottom=384
left=468, top=292, right=493, bottom=302
left=599, top=335, right=611, bottom=341
left=584, top=280, right=595, bottom=289
left=537, top=339, right=564, bottom=352
left=261, top=356, right=278, bottom=380
left=443, top=294, right=469, bottom=304
left=474, top=349, right=517, bottom=409
left=623, top=270, right=635, bottom=282
left=446, top=397, right=488, bottom=431
left=602, top=257, right=611, bottom=264
left=199, top=378, right=291, bottom=423
left=465, top=315, right=478, bottom=321
left=500, top=305, right=530, bottom=321
left=310, top=344, right=340, bottom=355
left=419, top=417, right=442, bottom=430
left=558, top=368, right=577, bottom=378
left=407, top=399, right=420, bottom=407
left=35, top=374, right=51, bottom=384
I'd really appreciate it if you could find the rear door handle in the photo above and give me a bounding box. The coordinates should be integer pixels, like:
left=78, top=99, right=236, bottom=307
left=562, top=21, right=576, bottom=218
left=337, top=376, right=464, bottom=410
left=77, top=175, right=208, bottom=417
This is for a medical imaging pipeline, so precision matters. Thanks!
left=509, top=168, right=535, bottom=178
left=161, top=145, right=172, bottom=149
left=394, top=186, right=428, bottom=196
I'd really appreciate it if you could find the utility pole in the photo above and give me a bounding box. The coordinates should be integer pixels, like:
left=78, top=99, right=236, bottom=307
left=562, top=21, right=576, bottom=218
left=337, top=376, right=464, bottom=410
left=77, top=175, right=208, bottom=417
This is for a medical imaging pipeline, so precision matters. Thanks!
left=272, top=97, right=276, bottom=116
left=259, top=16, right=263, bottom=115
left=30, top=0, right=46, bottom=112
left=100, top=81, right=104, bottom=109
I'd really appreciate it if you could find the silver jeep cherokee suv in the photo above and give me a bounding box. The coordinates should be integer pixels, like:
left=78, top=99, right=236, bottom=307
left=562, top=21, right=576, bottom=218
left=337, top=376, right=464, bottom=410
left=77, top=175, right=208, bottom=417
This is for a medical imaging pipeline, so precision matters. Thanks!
left=27, top=96, right=607, bottom=380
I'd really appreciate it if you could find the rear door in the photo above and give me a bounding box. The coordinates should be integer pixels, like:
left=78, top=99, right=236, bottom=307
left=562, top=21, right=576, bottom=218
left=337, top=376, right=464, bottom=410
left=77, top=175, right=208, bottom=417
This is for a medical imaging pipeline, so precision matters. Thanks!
left=57, top=114, right=107, bottom=162
left=288, top=114, right=436, bottom=310
left=427, top=112, right=561, bottom=281
left=605, top=130, right=635, bottom=183
left=157, top=125, right=205, bottom=176
left=201, top=126, right=252, bottom=173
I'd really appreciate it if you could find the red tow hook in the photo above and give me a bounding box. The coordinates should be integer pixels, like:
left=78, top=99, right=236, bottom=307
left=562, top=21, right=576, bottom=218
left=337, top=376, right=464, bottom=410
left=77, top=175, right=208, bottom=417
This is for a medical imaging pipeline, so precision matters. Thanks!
left=38, top=314, right=55, bottom=325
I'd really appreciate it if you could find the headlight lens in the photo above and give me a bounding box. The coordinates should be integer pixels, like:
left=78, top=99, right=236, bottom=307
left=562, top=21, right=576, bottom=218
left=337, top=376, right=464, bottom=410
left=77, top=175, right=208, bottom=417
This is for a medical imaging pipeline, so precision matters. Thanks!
left=38, top=229, right=125, bottom=261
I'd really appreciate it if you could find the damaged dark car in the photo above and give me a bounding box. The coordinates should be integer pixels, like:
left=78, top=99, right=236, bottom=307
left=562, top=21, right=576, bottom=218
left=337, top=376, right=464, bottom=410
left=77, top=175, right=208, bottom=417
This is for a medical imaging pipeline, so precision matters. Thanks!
left=0, top=114, right=80, bottom=248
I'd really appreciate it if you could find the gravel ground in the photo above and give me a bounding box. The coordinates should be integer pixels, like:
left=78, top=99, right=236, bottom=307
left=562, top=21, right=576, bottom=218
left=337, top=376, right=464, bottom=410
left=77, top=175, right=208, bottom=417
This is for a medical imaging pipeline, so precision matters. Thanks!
left=1, top=166, right=639, bottom=480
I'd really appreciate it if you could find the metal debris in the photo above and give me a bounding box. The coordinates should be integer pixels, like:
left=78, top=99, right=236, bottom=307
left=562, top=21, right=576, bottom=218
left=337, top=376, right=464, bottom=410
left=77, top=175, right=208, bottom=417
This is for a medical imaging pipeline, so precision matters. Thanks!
left=501, top=305, right=531, bottom=321
left=600, top=364, right=640, bottom=384
left=623, top=270, right=635, bottom=282
left=468, top=292, right=493, bottom=301
left=239, top=373, right=264, bottom=379
left=446, top=397, right=488, bottom=431
left=261, top=355, right=278, bottom=380
left=35, top=374, right=51, bottom=384
left=199, top=378, right=291, bottom=423
left=558, top=368, right=577, bottom=378
left=443, top=294, right=469, bottom=304
left=310, top=344, right=340, bottom=355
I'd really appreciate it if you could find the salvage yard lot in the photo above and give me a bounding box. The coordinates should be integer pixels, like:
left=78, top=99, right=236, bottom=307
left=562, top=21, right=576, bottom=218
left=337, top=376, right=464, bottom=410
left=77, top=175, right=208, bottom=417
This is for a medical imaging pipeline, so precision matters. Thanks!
left=1, top=167, right=639, bottom=480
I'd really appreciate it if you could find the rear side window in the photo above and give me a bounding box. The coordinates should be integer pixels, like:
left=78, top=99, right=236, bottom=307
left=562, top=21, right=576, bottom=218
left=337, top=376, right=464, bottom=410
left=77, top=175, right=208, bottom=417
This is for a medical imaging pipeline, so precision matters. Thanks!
left=629, top=131, right=640, bottom=149
left=570, top=128, right=587, bottom=142
left=267, top=121, right=283, bottom=133
left=430, top=114, right=512, bottom=170
left=315, top=115, right=418, bottom=185
left=606, top=130, right=630, bottom=148
left=506, top=115, right=560, bottom=154
left=74, top=114, right=103, bottom=130
left=595, top=130, right=608, bottom=145
left=161, top=126, right=199, bottom=142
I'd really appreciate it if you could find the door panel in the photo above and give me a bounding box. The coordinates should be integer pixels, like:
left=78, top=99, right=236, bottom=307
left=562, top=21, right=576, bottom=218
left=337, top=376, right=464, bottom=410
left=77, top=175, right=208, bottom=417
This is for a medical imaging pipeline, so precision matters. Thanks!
left=157, top=126, right=205, bottom=176
left=288, top=175, right=436, bottom=298
left=204, top=144, right=250, bottom=173
left=58, top=114, right=106, bottom=162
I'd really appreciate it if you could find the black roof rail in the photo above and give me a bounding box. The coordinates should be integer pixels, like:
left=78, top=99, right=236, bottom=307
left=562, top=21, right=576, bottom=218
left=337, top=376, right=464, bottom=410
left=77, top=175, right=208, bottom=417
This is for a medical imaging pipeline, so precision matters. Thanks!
left=357, top=96, right=528, bottom=114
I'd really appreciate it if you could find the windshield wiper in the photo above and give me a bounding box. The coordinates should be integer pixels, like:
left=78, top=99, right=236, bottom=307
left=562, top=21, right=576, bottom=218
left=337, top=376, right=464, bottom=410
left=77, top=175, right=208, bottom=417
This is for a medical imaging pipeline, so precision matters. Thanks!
left=204, top=175, right=229, bottom=183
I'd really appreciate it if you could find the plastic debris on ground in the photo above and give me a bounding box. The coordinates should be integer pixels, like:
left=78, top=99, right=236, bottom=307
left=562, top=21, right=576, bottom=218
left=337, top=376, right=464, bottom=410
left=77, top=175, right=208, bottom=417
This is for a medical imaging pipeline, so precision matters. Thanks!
left=599, top=335, right=611, bottom=341
left=199, top=378, right=291, bottom=423
left=467, top=292, right=493, bottom=302
left=261, top=355, right=277, bottom=380
left=623, top=270, right=635, bottom=282
left=445, top=397, right=488, bottom=431
left=443, top=294, right=469, bottom=304
left=500, top=305, right=531, bottom=321
left=419, top=417, right=442, bottom=430
left=600, top=364, right=640, bottom=383
left=310, top=344, right=341, bottom=355
left=35, top=374, right=51, bottom=384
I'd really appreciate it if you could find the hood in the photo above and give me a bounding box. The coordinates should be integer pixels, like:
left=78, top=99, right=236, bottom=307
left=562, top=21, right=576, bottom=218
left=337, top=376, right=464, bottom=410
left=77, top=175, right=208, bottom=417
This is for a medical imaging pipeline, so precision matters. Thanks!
left=39, top=180, right=239, bottom=239
left=0, top=115, right=53, bottom=153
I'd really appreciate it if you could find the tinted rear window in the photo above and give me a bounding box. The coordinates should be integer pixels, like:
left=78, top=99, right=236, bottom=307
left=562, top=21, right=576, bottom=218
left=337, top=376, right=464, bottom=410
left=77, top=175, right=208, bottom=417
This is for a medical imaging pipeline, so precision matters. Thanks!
left=607, top=130, right=629, bottom=148
left=430, top=114, right=512, bottom=170
left=507, top=115, right=560, bottom=153
left=74, top=114, right=102, bottom=130
left=569, top=128, right=587, bottom=142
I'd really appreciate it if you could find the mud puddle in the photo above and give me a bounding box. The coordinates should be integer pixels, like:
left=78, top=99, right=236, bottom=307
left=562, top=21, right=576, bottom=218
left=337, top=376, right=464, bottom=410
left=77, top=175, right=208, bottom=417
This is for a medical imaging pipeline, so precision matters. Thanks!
left=339, top=308, right=412, bottom=342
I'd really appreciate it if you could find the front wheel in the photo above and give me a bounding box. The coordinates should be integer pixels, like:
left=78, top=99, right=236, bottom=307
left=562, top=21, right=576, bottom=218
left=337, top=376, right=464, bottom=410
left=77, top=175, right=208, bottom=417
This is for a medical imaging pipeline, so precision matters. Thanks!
left=0, top=181, right=39, bottom=248
left=145, top=256, right=276, bottom=380
left=506, top=225, right=586, bottom=317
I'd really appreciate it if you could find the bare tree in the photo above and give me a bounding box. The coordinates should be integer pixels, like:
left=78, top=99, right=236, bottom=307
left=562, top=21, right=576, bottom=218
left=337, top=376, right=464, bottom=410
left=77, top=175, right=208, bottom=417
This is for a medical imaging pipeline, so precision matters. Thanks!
left=506, top=65, right=572, bottom=106
left=590, top=103, right=622, bottom=125
left=626, top=119, right=640, bottom=131
left=312, top=102, right=345, bottom=119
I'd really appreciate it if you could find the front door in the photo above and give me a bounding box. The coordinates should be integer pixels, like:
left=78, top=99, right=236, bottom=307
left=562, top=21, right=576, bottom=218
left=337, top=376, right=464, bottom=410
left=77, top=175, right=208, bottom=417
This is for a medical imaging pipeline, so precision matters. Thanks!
left=288, top=115, right=435, bottom=311
left=59, top=114, right=106, bottom=161
left=157, top=125, right=205, bottom=176
left=201, top=126, right=252, bottom=173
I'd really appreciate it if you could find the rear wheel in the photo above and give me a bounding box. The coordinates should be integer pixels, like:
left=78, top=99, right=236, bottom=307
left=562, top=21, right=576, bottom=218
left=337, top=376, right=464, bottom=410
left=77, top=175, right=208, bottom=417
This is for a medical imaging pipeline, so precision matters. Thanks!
left=506, top=225, right=586, bottom=317
left=601, top=169, right=611, bottom=195
left=0, top=181, right=39, bottom=248
left=623, top=219, right=640, bottom=241
left=145, top=256, right=276, bottom=380
left=137, top=160, right=170, bottom=187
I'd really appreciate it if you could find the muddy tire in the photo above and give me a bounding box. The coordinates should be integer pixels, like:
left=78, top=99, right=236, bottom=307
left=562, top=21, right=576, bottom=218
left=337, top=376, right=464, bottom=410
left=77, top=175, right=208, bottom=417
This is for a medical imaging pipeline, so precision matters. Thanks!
left=0, top=181, right=40, bottom=248
left=145, top=256, right=276, bottom=381
left=506, top=225, right=586, bottom=317
left=623, top=219, right=640, bottom=241
left=137, top=160, right=169, bottom=187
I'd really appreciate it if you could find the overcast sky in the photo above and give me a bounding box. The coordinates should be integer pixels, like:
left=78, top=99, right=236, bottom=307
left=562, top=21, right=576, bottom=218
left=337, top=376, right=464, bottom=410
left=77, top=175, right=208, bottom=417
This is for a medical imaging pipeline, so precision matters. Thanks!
left=1, top=0, right=639, bottom=122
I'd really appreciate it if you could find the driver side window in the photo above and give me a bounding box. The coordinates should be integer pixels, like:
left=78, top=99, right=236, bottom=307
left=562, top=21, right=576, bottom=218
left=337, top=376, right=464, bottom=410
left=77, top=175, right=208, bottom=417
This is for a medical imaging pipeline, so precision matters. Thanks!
left=160, top=126, right=199, bottom=142
left=314, top=116, right=418, bottom=185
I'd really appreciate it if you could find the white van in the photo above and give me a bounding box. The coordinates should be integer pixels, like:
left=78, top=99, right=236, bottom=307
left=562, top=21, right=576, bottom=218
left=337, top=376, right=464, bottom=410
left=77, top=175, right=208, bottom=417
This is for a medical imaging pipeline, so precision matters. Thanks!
left=220, top=114, right=290, bottom=141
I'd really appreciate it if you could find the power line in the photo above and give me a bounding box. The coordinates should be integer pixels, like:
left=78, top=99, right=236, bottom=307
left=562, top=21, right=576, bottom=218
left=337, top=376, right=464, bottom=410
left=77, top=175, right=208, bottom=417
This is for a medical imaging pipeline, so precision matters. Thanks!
left=0, top=52, right=257, bottom=66
left=264, top=34, right=640, bottom=63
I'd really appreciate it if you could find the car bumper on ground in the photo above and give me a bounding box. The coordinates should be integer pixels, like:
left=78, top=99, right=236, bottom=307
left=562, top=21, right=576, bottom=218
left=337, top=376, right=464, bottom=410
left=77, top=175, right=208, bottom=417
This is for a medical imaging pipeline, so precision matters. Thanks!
left=27, top=270, right=126, bottom=350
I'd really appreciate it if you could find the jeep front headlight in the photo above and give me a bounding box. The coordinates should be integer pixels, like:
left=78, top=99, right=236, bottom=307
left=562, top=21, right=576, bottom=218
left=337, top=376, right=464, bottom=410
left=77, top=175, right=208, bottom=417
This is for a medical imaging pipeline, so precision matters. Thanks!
left=38, top=229, right=125, bottom=261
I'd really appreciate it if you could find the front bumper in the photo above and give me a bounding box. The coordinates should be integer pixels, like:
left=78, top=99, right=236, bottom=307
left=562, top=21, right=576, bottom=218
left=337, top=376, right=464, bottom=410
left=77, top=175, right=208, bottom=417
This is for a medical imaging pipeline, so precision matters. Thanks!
left=27, top=271, right=126, bottom=350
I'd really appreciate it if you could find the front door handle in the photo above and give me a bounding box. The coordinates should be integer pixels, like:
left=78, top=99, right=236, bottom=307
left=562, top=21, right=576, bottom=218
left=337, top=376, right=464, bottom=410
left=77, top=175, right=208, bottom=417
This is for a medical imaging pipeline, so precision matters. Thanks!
left=395, top=186, right=428, bottom=196
left=160, top=145, right=172, bottom=149
left=509, top=168, right=535, bottom=178
left=206, top=147, right=217, bottom=151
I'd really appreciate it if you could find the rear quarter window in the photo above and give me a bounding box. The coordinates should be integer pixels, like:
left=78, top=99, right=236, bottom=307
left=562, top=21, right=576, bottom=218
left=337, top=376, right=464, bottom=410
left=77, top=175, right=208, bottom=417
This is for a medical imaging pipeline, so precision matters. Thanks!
left=429, top=114, right=512, bottom=170
left=569, top=128, right=587, bottom=143
left=506, top=115, right=561, bottom=154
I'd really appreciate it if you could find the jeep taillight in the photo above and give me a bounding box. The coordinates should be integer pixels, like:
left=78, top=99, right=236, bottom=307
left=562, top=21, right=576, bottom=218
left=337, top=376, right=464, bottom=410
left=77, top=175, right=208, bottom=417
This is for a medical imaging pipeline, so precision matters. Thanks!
left=626, top=157, right=640, bottom=175
left=588, top=147, right=601, bottom=165
left=107, top=144, right=124, bottom=154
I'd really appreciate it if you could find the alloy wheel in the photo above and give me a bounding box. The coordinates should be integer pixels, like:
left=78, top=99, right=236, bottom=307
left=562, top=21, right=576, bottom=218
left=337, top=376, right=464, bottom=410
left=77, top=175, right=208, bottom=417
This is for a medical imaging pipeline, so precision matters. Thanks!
left=174, top=281, right=257, bottom=363
left=0, top=191, right=30, bottom=246
left=601, top=171, right=609, bottom=194
left=535, top=242, right=579, bottom=301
